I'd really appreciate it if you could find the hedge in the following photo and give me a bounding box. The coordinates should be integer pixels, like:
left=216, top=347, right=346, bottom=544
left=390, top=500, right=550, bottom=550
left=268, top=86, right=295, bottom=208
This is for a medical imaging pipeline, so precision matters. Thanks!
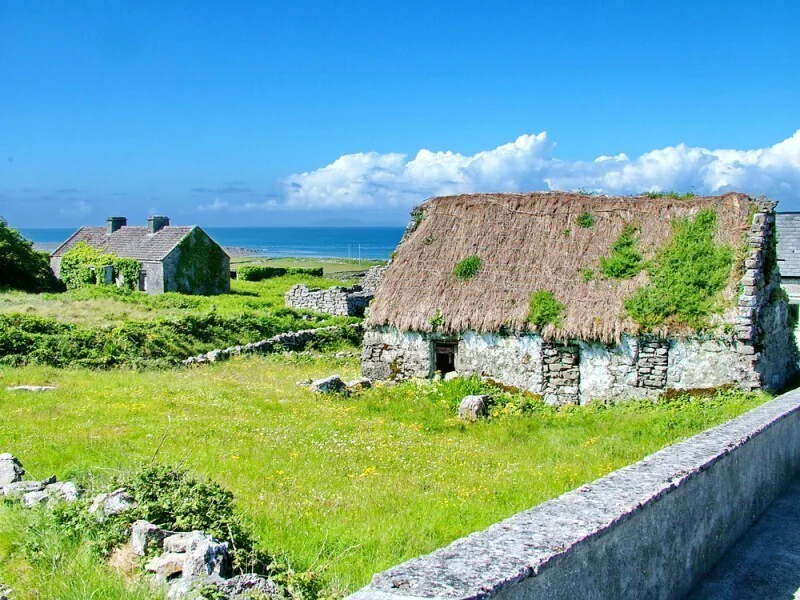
left=237, top=266, right=324, bottom=281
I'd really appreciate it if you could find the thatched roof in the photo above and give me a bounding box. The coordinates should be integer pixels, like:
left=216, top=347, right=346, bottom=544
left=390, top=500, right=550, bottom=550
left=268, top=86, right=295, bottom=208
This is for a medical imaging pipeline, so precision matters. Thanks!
left=367, top=192, right=758, bottom=342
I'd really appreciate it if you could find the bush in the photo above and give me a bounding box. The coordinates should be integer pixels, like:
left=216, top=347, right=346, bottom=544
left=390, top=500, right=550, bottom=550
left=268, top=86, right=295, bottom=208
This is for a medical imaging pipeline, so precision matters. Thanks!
left=527, top=290, right=564, bottom=329
left=599, top=224, right=643, bottom=279
left=0, top=217, right=52, bottom=292
left=238, top=266, right=324, bottom=281
left=453, top=255, right=482, bottom=281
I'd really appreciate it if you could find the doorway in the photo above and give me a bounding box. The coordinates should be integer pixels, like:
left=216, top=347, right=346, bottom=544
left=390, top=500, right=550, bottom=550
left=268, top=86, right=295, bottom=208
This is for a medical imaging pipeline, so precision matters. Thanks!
left=434, top=342, right=457, bottom=375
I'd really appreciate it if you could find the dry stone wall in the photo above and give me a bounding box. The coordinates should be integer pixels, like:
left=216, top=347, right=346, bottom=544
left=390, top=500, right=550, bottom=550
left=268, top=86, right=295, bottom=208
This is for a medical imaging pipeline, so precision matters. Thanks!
left=285, top=285, right=372, bottom=316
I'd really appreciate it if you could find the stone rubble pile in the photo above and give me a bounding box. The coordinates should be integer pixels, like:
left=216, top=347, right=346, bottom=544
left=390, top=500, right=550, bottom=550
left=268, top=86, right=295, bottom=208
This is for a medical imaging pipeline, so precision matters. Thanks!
left=285, top=265, right=387, bottom=317
left=183, top=324, right=361, bottom=366
left=0, top=454, right=80, bottom=507
left=0, top=454, right=280, bottom=600
left=128, top=520, right=279, bottom=599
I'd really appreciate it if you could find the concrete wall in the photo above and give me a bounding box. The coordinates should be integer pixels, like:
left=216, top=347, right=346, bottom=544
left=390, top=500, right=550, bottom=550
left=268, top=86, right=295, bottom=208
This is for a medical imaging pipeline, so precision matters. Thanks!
left=286, top=284, right=372, bottom=317
left=349, top=389, right=800, bottom=600
left=361, top=327, right=783, bottom=404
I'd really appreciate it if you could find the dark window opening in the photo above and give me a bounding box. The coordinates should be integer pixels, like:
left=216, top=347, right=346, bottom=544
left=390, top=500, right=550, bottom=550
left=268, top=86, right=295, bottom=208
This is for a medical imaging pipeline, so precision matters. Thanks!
left=434, top=342, right=457, bottom=374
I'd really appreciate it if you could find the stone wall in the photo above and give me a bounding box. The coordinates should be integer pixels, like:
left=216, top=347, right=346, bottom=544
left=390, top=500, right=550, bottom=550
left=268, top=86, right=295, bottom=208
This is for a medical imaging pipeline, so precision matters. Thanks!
left=361, top=327, right=431, bottom=380
left=286, top=284, right=372, bottom=317
left=361, top=327, right=791, bottom=404
left=348, top=389, right=800, bottom=600
left=359, top=265, right=387, bottom=294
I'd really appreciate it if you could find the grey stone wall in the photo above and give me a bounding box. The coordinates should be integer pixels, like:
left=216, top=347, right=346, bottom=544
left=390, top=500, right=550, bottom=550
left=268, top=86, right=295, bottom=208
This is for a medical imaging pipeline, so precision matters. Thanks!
left=456, top=332, right=543, bottom=392
left=361, top=327, right=431, bottom=380
left=362, top=328, right=790, bottom=404
left=286, top=284, right=372, bottom=317
left=348, top=389, right=800, bottom=600
left=360, top=265, right=388, bottom=294
left=541, top=343, right=580, bottom=404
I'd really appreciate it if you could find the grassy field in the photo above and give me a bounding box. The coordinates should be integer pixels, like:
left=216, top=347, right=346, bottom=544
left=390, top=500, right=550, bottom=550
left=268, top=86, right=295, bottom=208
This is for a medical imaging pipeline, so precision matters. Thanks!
left=230, top=256, right=385, bottom=276
left=0, top=275, right=344, bottom=327
left=0, top=353, right=769, bottom=597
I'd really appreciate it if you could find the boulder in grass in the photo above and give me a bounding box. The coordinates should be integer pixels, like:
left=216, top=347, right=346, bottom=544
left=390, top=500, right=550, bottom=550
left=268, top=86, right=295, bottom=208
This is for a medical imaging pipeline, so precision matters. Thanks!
left=182, top=538, right=231, bottom=579
left=132, top=520, right=168, bottom=556
left=309, top=375, right=346, bottom=394
left=458, top=395, right=490, bottom=421
left=0, top=453, right=24, bottom=485
left=346, top=378, right=372, bottom=392
left=163, top=531, right=208, bottom=554
left=146, top=552, right=187, bottom=583
left=22, top=490, right=49, bottom=508
left=2, top=480, right=45, bottom=497
left=45, top=481, right=80, bottom=502
left=89, top=488, right=137, bottom=517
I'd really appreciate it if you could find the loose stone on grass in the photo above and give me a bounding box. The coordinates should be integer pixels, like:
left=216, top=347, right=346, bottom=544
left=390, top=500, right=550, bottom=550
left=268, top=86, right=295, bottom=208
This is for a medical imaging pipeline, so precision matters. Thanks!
left=89, top=488, right=138, bottom=517
left=459, top=395, right=490, bottom=421
left=309, top=375, right=347, bottom=394
left=0, top=453, right=24, bottom=484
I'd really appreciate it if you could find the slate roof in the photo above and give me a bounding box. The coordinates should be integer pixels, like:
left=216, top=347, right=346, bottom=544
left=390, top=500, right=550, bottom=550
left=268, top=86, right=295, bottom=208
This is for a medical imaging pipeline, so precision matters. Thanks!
left=777, top=213, right=800, bottom=278
left=51, top=226, right=196, bottom=262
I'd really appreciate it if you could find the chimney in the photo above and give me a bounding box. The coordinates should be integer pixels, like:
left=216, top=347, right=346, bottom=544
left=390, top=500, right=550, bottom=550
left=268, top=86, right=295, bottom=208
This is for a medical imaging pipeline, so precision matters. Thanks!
left=148, top=216, right=170, bottom=233
left=107, top=216, right=127, bottom=234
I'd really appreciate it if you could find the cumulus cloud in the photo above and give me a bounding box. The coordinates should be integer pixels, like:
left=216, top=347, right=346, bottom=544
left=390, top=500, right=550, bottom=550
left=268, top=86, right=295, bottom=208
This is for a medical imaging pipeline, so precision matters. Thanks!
left=198, top=198, right=229, bottom=211
left=283, top=130, right=800, bottom=209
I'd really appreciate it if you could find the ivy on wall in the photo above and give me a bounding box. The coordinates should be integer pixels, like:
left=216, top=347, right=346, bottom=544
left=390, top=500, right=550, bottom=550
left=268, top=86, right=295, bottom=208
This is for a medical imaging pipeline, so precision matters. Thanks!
left=173, top=231, right=229, bottom=295
left=60, top=242, right=141, bottom=290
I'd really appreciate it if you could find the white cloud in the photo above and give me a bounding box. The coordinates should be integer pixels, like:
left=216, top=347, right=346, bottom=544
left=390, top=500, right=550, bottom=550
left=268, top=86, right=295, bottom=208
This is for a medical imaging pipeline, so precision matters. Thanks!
left=283, top=130, right=800, bottom=209
left=59, top=200, right=91, bottom=215
left=198, top=198, right=229, bottom=211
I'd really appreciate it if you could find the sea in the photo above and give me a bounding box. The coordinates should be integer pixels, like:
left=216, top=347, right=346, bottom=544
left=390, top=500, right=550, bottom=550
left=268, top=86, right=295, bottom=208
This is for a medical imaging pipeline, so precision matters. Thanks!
left=21, top=227, right=406, bottom=261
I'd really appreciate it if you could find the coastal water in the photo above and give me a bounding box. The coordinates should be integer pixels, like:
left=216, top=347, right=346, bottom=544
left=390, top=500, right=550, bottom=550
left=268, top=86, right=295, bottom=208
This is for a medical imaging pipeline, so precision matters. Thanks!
left=21, top=227, right=406, bottom=260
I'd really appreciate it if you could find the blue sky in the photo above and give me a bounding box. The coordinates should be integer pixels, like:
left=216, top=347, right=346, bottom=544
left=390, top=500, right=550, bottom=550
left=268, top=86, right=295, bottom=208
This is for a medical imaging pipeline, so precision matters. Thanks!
left=1, top=0, right=799, bottom=227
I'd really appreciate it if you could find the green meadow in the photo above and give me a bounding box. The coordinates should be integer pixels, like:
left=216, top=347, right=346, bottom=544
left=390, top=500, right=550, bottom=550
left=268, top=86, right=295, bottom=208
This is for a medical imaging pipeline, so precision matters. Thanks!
left=0, top=353, right=768, bottom=597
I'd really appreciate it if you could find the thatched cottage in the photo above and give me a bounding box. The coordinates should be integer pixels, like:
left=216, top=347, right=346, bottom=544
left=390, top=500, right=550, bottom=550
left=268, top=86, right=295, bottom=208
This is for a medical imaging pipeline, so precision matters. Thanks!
left=51, top=216, right=230, bottom=295
left=362, top=192, right=797, bottom=404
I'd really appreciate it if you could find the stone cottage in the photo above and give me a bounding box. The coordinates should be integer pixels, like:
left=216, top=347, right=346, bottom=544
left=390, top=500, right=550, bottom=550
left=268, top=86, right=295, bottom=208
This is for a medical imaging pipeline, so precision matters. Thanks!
left=362, top=192, right=797, bottom=404
left=51, top=216, right=230, bottom=295
left=777, top=212, right=800, bottom=349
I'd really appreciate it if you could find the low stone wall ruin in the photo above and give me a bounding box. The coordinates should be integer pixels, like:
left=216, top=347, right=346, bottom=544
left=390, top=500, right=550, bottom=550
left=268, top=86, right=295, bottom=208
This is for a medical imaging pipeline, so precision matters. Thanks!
left=285, top=265, right=386, bottom=317
left=183, top=324, right=362, bottom=366
left=350, top=388, right=800, bottom=600
left=286, top=284, right=372, bottom=317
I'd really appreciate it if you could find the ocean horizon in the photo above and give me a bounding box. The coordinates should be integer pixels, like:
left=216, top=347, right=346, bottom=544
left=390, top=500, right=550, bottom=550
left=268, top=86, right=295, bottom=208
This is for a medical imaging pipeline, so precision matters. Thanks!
left=21, top=226, right=406, bottom=260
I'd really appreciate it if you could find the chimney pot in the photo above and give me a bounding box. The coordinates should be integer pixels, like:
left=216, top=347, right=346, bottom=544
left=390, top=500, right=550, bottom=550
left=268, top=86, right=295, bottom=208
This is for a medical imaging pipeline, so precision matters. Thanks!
left=107, top=216, right=127, bottom=234
left=148, top=216, right=170, bottom=233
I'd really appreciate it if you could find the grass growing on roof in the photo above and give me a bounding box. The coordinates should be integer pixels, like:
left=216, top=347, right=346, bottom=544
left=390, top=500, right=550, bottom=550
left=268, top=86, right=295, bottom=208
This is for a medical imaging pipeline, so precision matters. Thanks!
left=453, top=255, right=482, bottom=281
left=576, top=211, right=595, bottom=228
left=528, top=290, right=564, bottom=329
left=599, top=224, right=643, bottom=279
left=642, top=191, right=697, bottom=200
left=624, top=209, right=734, bottom=331
left=0, top=356, right=769, bottom=597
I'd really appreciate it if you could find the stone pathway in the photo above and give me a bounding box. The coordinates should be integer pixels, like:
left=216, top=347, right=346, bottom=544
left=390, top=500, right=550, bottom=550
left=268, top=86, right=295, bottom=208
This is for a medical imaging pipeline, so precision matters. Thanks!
left=687, top=475, right=800, bottom=599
